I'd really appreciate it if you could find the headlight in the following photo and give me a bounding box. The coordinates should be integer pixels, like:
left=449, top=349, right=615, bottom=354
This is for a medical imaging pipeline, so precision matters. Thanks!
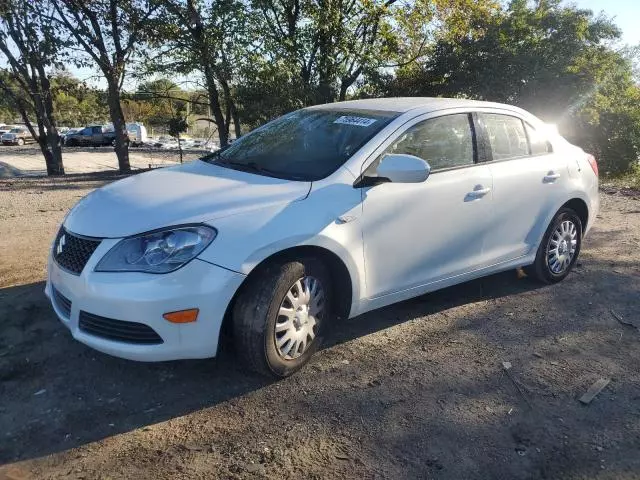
left=95, top=225, right=217, bottom=273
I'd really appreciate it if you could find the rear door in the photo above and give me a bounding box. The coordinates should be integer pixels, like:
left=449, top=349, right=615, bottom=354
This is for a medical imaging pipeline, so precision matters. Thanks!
left=20, top=129, right=32, bottom=144
left=477, top=112, right=569, bottom=264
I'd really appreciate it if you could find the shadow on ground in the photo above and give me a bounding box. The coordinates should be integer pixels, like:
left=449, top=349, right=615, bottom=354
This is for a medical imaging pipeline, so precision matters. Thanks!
left=0, top=255, right=639, bottom=479
left=0, top=270, right=537, bottom=461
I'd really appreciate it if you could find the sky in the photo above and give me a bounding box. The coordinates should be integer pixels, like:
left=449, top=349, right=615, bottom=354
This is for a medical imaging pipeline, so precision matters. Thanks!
left=69, top=0, right=640, bottom=89
left=571, top=0, right=640, bottom=45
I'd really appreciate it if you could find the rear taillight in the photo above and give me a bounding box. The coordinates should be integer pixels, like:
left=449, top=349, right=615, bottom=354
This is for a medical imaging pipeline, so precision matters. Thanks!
left=586, top=154, right=598, bottom=177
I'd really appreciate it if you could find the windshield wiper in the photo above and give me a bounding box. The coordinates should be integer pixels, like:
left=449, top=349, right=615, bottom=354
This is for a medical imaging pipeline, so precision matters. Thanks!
left=201, top=143, right=235, bottom=163
left=215, top=159, right=284, bottom=179
left=245, top=162, right=281, bottom=177
left=204, top=155, right=307, bottom=181
left=244, top=162, right=309, bottom=181
left=201, top=149, right=224, bottom=163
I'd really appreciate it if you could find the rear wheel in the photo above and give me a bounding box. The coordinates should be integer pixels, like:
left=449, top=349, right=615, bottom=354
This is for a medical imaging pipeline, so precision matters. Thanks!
left=525, top=207, right=582, bottom=284
left=17, top=138, right=24, bottom=146
left=233, top=258, right=331, bottom=377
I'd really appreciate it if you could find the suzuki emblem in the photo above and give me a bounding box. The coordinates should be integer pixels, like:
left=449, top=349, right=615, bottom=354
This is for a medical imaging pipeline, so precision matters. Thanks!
left=56, top=234, right=66, bottom=256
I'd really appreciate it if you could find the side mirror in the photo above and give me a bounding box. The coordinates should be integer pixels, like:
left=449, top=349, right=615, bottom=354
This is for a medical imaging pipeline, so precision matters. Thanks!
left=376, top=153, right=431, bottom=183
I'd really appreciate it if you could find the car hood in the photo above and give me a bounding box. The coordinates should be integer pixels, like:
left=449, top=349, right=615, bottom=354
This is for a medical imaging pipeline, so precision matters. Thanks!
left=64, top=160, right=311, bottom=238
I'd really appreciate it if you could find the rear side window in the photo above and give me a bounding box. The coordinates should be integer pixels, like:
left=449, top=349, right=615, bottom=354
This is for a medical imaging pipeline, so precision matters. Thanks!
left=479, top=114, right=528, bottom=160
left=386, top=114, right=474, bottom=171
left=92, top=126, right=102, bottom=134
left=525, top=123, right=552, bottom=155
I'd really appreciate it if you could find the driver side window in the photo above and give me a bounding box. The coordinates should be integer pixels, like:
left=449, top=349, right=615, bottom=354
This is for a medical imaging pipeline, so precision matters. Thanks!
left=385, top=114, right=475, bottom=171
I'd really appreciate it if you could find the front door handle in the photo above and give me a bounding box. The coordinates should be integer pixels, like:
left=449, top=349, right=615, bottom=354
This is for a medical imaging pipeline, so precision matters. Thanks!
left=543, top=172, right=561, bottom=183
left=465, top=186, right=491, bottom=201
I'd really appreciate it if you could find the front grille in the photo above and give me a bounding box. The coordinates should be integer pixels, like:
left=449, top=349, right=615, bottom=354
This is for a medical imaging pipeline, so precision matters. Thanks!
left=51, top=286, right=72, bottom=318
left=79, top=311, right=164, bottom=345
left=53, top=227, right=102, bottom=275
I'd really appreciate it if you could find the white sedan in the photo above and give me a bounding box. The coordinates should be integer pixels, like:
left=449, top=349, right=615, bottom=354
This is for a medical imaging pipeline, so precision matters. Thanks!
left=46, top=98, right=599, bottom=377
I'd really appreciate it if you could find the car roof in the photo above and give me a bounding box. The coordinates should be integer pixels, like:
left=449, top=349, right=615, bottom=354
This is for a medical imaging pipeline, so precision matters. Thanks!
left=308, top=97, right=526, bottom=115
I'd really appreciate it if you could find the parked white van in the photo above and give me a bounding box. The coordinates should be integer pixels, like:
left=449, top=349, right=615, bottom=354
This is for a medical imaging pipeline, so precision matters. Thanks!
left=126, top=123, right=148, bottom=146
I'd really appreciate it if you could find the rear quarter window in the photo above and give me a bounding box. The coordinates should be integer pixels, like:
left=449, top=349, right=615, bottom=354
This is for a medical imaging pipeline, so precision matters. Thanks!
left=525, top=123, right=553, bottom=155
left=479, top=113, right=529, bottom=160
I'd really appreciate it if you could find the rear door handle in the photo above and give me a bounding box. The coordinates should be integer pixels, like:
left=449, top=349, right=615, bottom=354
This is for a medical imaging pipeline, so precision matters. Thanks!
left=465, top=186, right=491, bottom=200
left=543, top=172, right=561, bottom=183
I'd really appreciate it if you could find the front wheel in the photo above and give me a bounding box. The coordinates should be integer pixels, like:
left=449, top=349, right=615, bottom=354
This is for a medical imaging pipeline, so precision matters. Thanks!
left=525, top=207, right=582, bottom=284
left=232, top=258, right=332, bottom=377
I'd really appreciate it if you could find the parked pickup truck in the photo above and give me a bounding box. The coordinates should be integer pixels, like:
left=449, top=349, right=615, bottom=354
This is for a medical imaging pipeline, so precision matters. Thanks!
left=1, top=127, right=34, bottom=146
left=64, top=125, right=128, bottom=147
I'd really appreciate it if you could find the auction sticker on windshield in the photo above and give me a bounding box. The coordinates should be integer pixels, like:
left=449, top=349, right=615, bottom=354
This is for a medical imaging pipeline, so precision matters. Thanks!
left=333, top=116, right=377, bottom=127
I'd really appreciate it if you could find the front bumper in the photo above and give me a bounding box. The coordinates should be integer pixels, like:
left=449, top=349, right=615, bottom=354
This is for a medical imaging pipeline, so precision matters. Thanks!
left=45, top=240, right=245, bottom=362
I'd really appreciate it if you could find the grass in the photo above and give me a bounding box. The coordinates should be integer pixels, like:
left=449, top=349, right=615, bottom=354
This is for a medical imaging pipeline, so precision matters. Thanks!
left=601, top=164, right=640, bottom=191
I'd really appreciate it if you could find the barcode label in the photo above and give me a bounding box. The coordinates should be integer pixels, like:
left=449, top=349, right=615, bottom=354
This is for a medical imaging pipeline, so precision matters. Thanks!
left=333, top=116, right=377, bottom=127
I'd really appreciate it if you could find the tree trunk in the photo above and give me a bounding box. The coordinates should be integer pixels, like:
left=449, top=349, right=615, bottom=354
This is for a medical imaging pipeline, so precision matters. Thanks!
left=203, top=65, right=229, bottom=147
left=339, top=82, right=348, bottom=101
left=32, top=120, right=63, bottom=176
left=338, top=67, right=362, bottom=101
left=219, top=77, right=241, bottom=139
left=38, top=71, right=64, bottom=175
left=40, top=141, right=65, bottom=176
left=14, top=101, right=63, bottom=175
left=43, top=134, right=64, bottom=175
left=187, top=0, right=229, bottom=148
left=106, top=79, right=131, bottom=172
left=232, top=104, right=241, bottom=140
left=315, top=0, right=338, bottom=104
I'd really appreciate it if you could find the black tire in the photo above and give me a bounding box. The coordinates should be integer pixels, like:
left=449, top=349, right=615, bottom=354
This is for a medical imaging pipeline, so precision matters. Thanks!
left=233, top=257, right=332, bottom=377
left=66, top=138, right=77, bottom=147
left=525, top=207, right=582, bottom=284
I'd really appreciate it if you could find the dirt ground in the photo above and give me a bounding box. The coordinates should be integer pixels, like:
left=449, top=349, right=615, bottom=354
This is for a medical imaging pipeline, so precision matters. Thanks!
left=0, top=171, right=639, bottom=480
left=0, top=145, right=204, bottom=177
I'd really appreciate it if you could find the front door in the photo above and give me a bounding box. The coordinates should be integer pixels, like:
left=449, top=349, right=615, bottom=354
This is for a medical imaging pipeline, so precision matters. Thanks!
left=360, top=113, right=494, bottom=300
left=78, top=127, right=92, bottom=145
left=91, top=126, right=104, bottom=145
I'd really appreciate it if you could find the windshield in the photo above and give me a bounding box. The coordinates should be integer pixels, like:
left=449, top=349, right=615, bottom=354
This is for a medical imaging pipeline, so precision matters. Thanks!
left=202, top=108, right=399, bottom=181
